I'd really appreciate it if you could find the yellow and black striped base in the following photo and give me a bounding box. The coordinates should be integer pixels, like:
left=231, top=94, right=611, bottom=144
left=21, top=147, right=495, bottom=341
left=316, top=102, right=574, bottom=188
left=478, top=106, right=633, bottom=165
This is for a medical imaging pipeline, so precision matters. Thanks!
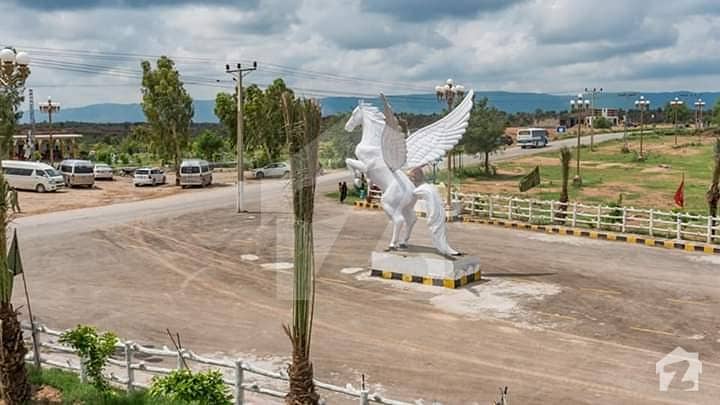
left=354, top=201, right=381, bottom=210
left=370, top=269, right=482, bottom=289
left=463, top=217, right=720, bottom=255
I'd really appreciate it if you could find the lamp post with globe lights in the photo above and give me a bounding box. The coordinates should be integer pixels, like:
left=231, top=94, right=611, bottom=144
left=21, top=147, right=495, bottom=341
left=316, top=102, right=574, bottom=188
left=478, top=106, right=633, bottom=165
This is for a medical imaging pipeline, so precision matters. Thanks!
left=670, top=96, right=684, bottom=145
left=0, top=47, right=31, bottom=159
left=570, top=93, right=590, bottom=186
left=435, top=79, right=465, bottom=209
left=39, top=97, right=60, bottom=164
left=694, top=98, right=706, bottom=130
left=635, top=96, right=650, bottom=160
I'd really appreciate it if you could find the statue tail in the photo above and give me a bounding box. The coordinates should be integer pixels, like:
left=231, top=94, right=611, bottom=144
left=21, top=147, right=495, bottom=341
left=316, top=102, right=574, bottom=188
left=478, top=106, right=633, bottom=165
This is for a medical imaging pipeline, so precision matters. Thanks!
left=414, top=183, right=459, bottom=256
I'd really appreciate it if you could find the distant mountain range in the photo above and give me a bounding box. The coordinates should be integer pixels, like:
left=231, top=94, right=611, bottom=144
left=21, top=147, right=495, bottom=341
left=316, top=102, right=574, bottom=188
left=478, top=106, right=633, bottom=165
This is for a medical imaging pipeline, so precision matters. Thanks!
left=22, top=91, right=719, bottom=123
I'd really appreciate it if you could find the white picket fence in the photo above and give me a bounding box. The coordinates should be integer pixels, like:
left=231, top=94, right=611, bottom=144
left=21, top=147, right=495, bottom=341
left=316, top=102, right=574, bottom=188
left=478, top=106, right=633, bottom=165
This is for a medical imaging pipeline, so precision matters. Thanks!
left=22, top=322, right=419, bottom=405
left=455, top=192, right=720, bottom=244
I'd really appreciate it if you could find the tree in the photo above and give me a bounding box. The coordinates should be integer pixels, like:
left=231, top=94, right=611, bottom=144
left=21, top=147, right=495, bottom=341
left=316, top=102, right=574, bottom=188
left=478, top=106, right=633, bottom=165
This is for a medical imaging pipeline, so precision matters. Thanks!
left=193, top=130, right=224, bottom=161
left=706, top=140, right=720, bottom=233
left=215, top=78, right=293, bottom=167
left=592, top=116, right=612, bottom=129
left=462, top=97, right=506, bottom=174
left=557, top=147, right=572, bottom=222
left=281, top=92, right=321, bottom=405
left=141, top=56, right=194, bottom=185
left=664, top=101, right=692, bottom=125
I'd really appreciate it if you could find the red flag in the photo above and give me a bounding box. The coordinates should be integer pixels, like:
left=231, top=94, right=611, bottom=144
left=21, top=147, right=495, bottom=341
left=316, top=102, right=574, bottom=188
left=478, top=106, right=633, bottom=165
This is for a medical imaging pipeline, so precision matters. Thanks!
left=674, top=175, right=685, bottom=208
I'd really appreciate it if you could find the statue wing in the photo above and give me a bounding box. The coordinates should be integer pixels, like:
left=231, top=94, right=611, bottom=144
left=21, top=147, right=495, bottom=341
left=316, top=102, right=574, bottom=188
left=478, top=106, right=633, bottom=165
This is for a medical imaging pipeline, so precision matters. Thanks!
left=380, top=94, right=407, bottom=172
left=405, top=89, right=474, bottom=170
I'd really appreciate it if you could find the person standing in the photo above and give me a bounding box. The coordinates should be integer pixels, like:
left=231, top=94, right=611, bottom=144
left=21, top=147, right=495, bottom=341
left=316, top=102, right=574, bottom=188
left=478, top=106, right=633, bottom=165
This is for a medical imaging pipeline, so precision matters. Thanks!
left=340, top=181, right=348, bottom=203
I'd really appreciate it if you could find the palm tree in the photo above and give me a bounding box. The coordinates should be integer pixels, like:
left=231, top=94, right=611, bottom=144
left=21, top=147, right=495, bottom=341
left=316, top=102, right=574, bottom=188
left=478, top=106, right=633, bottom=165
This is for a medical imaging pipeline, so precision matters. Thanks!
left=706, top=139, right=720, bottom=235
left=557, top=147, right=572, bottom=222
left=0, top=174, right=30, bottom=404
left=281, top=92, right=321, bottom=405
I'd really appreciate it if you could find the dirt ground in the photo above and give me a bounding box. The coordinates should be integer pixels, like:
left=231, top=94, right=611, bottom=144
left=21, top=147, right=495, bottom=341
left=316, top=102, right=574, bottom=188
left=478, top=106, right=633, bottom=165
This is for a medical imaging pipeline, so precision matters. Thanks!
left=15, top=169, right=245, bottom=216
left=16, top=181, right=720, bottom=404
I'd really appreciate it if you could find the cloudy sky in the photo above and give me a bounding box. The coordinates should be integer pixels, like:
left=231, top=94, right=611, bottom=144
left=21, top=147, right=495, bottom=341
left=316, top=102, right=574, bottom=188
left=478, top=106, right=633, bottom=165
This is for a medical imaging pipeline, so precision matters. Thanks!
left=3, top=0, right=720, bottom=107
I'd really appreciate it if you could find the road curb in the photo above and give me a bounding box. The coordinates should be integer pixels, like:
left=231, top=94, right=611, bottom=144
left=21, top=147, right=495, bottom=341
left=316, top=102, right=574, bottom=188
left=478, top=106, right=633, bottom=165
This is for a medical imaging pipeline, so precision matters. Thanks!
left=369, top=269, right=482, bottom=289
left=462, top=217, right=720, bottom=255
left=354, top=201, right=381, bottom=210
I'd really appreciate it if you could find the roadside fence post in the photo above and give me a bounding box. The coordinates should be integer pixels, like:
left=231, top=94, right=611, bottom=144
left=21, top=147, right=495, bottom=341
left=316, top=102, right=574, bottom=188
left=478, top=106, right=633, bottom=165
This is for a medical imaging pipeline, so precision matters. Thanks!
left=676, top=214, right=682, bottom=240
left=649, top=209, right=654, bottom=237
left=528, top=200, right=533, bottom=223
left=124, top=342, right=134, bottom=391
left=79, top=357, right=87, bottom=384
left=234, top=360, right=244, bottom=405
left=176, top=349, right=185, bottom=370
left=596, top=206, right=601, bottom=229
left=571, top=202, right=577, bottom=228
left=359, top=374, right=369, bottom=405
left=508, top=198, right=513, bottom=220
left=621, top=207, right=627, bottom=233
left=549, top=200, right=554, bottom=223
left=470, top=196, right=476, bottom=217
left=488, top=196, right=494, bottom=219
left=707, top=216, right=713, bottom=244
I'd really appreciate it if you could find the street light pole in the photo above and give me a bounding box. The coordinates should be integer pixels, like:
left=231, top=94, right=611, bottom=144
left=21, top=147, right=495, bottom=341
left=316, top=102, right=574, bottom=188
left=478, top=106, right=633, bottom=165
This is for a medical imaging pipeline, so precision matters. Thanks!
left=0, top=47, right=31, bottom=159
left=635, top=96, right=650, bottom=160
left=435, top=78, right=465, bottom=210
left=570, top=93, right=590, bottom=186
left=670, top=96, right=684, bottom=146
left=585, top=87, right=602, bottom=151
left=38, top=97, right=60, bottom=164
left=225, top=62, right=257, bottom=213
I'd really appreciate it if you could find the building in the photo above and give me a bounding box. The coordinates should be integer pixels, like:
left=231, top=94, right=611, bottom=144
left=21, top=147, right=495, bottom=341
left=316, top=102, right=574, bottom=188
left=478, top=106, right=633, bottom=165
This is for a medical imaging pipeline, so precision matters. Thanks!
left=12, top=133, right=82, bottom=161
left=586, top=108, right=620, bottom=127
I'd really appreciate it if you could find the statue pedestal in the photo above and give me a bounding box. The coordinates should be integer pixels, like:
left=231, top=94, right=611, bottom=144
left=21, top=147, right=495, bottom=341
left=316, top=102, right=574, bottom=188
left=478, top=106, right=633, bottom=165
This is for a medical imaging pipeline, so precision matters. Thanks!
left=370, top=246, right=481, bottom=289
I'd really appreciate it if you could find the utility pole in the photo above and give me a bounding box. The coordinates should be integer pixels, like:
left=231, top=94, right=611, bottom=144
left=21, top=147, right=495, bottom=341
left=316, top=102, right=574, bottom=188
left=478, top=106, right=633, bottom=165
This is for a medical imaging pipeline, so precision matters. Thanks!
left=26, top=88, right=36, bottom=160
left=570, top=92, right=589, bottom=186
left=670, top=97, right=684, bottom=145
left=225, top=62, right=257, bottom=213
left=38, top=96, right=60, bottom=164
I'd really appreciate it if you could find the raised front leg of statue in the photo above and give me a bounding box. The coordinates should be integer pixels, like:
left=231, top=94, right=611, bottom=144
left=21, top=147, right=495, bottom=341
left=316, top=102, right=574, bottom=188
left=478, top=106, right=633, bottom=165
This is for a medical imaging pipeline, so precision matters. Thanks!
left=345, top=158, right=367, bottom=176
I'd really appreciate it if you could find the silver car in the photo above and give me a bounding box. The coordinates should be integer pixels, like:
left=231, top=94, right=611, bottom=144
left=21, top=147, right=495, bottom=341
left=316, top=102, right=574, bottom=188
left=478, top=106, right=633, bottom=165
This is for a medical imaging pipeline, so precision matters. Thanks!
left=133, top=167, right=166, bottom=187
left=93, top=163, right=114, bottom=180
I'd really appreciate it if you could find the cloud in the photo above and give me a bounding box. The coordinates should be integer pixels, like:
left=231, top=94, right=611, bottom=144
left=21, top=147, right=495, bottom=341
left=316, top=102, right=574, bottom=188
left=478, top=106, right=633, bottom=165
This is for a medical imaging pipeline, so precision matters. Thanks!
left=13, top=0, right=258, bottom=10
left=361, top=0, right=526, bottom=22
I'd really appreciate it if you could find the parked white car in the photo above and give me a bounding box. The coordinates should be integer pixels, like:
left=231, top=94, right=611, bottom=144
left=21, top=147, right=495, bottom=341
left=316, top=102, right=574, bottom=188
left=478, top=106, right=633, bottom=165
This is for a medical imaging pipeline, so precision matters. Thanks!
left=253, top=162, right=289, bottom=179
left=1, top=160, right=64, bottom=193
left=93, top=163, right=114, bottom=180
left=133, top=167, right=166, bottom=187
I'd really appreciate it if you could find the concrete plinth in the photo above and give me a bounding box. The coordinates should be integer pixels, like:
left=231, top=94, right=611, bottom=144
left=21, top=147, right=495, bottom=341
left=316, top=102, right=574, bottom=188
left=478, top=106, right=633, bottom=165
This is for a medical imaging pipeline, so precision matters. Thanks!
left=370, top=246, right=481, bottom=288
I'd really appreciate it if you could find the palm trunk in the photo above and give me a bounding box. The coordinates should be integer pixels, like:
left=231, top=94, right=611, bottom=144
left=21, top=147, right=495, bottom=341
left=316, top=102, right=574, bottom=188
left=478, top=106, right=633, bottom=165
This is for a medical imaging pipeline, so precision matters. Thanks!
left=282, top=94, right=321, bottom=405
left=0, top=171, right=29, bottom=404
left=707, top=140, right=720, bottom=236
left=0, top=303, right=29, bottom=404
left=558, top=147, right=571, bottom=222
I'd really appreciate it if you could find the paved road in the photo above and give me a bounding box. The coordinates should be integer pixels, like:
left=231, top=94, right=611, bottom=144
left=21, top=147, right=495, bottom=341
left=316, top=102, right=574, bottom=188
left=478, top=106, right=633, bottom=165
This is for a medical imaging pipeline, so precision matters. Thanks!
left=12, top=160, right=719, bottom=404
left=491, top=130, right=627, bottom=162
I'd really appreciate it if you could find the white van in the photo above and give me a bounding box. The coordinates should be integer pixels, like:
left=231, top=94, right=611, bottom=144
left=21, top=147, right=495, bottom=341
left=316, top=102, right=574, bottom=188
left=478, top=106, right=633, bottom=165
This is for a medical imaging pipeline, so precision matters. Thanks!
left=59, top=159, right=95, bottom=188
left=179, top=159, right=212, bottom=188
left=516, top=128, right=550, bottom=148
left=1, top=160, right=65, bottom=193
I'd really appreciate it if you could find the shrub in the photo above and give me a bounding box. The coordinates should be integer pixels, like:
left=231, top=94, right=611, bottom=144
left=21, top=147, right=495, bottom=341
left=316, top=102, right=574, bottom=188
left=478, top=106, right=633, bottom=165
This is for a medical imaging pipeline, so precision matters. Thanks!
left=149, top=369, right=231, bottom=405
left=593, top=116, right=612, bottom=129
left=59, top=325, right=118, bottom=392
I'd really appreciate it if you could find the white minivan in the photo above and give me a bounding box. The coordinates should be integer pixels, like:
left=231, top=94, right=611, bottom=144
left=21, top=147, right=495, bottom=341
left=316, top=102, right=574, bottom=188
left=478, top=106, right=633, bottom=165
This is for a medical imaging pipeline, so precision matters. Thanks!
left=516, top=128, right=550, bottom=148
left=1, top=160, right=65, bottom=193
left=59, top=159, right=95, bottom=188
left=179, top=159, right=212, bottom=188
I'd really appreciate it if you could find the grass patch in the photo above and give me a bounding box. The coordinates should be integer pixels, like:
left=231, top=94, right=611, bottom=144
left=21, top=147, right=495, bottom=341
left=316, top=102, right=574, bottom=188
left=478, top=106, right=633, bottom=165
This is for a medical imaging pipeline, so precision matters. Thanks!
left=27, top=367, right=187, bottom=404
left=459, top=133, right=720, bottom=214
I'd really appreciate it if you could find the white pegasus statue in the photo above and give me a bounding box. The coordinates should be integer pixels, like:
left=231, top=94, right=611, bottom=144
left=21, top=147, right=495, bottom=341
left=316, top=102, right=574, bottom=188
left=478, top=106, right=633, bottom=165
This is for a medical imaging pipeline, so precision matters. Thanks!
left=344, top=90, right=474, bottom=256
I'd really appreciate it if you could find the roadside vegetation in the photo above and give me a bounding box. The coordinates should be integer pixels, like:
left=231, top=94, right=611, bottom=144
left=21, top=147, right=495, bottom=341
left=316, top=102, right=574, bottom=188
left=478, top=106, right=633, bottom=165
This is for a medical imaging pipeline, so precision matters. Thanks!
left=459, top=131, right=720, bottom=213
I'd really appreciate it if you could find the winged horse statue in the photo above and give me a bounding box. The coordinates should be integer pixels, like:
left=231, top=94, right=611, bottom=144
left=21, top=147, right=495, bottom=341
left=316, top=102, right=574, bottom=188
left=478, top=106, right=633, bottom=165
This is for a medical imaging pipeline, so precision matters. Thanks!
left=344, top=90, right=474, bottom=256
